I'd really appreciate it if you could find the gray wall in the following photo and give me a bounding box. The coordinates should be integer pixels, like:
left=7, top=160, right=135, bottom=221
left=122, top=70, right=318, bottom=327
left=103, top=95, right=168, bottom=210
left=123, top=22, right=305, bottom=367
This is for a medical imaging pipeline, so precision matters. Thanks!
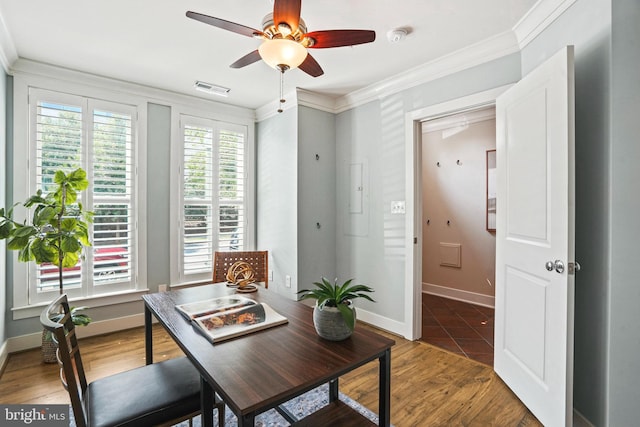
left=256, top=108, right=298, bottom=297
left=297, top=106, right=336, bottom=291
left=335, top=54, right=521, bottom=322
left=1, top=70, right=7, bottom=345
left=520, top=0, right=613, bottom=424
left=609, top=0, right=640, bottom=424
left=146, top=103, right=172, bottom=290
left=255, top=105, right=337, bottom=297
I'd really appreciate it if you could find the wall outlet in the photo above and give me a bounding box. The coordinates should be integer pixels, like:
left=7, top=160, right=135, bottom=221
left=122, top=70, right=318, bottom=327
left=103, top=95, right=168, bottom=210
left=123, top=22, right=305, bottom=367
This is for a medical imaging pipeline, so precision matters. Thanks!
left=269, top=270, right=273, bottom=281
left=285, top=275, right=291, bottom=288
left=158, top=284, right=168, bottom=293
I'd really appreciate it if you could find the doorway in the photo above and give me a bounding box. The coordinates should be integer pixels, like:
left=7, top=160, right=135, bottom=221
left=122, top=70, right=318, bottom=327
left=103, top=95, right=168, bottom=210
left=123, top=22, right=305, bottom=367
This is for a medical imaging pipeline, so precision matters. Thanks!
left=418, top=107, right=497, bottom=366
left=405, top=47, right=576, bottom=426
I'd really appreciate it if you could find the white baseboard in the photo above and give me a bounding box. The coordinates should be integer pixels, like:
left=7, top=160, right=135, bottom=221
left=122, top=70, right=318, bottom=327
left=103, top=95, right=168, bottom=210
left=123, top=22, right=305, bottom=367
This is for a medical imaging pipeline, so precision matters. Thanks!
left=0, top=340, right=8, bottom=373
left=423, top=282, right=495, bottom=308
left=6, top=313, right=147, bottom=354
left=356, top=307, right=407, bottom=338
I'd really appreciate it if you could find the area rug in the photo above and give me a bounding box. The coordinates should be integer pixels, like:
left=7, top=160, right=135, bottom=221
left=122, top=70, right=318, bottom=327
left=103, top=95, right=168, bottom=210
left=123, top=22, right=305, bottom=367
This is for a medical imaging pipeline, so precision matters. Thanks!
left=70, top=383, right=388, bottom=427
left=180, top=383, right=382, bottom=427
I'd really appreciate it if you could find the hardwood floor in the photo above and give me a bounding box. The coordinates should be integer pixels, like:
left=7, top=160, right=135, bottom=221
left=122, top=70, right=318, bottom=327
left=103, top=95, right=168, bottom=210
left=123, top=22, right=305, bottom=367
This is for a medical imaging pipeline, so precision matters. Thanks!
left=0, top=324, right=541, bottom=426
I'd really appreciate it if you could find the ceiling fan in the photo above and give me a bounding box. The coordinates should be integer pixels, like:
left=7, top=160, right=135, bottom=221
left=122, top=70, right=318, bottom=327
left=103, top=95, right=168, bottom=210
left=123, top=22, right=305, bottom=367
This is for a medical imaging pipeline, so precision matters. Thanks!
left=186, top=0, right=376, bottom=78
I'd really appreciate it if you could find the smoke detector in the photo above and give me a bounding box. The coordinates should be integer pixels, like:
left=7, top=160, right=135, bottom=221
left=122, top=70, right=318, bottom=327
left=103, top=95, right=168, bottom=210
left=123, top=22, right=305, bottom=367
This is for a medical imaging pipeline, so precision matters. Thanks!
left=386, top=28, right=408, bottom=43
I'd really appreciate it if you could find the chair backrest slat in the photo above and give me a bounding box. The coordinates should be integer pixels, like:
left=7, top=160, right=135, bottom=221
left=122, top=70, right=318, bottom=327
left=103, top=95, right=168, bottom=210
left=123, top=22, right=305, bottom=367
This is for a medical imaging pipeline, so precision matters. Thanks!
left=213, top=251, right=269, bottom=288
left=40, top=294, right=89, bottom=427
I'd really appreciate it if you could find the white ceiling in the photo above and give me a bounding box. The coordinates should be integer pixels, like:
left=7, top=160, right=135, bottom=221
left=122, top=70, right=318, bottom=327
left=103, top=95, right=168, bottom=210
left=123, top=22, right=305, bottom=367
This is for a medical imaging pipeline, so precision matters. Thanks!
left=0, top=0, right=537, bottom=110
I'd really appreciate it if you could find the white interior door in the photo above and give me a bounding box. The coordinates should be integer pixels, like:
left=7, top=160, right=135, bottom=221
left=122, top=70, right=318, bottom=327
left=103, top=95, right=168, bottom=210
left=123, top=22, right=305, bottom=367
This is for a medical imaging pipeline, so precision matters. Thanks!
left=494, top=46, right=575, bottom=427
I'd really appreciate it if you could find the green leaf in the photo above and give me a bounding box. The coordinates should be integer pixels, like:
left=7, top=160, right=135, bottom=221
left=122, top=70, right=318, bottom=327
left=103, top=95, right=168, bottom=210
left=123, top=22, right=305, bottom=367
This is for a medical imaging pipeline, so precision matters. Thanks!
left=337, top=303, right=356, bottom=331
left=30, top=239, right=57, bottom=264
left=61, top=252, right=79, bottom=268
left=18, top=245, right=33, bottom=262
left=54, top=170, right=67, bottom=184
left=60, top=218, right=78, bottom=232
left=7, top=235, right=31, bottom=250
left=61, top=236, right=81, bottom=253
left=75, top=227, right=91, bottom=247
left=24, top=193, right=47, bottom=208
left=68, top=168, right=89, bottom=190
left=13, top=225, right=36, bottom=237
left=0, top=221, right=14, bottom=239
left=83, top=211, right=94, bottom=223
left=299, top=277, right=375, bottom=309
left=64, top=185, right=78, bottom=204
left=34, top=206, right=57, bottom=225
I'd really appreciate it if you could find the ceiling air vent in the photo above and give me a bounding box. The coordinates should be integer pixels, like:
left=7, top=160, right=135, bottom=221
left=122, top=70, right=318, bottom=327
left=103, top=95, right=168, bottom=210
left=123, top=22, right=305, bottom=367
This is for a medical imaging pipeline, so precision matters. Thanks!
left=194, top=81, right=230, bottom=97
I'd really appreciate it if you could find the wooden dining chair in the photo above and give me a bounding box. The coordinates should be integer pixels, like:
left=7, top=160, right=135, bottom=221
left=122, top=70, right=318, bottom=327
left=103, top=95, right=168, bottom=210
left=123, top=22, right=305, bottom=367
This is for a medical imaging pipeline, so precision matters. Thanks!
left=40, top=293, right=225, bottom=427
left=212, top=250, right=269, bottom=288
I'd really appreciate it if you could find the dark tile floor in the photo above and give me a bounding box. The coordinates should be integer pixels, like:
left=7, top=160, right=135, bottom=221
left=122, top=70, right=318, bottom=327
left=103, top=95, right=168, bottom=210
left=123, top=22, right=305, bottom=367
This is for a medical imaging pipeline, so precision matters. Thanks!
left=421, top=293, right=495, bottom=366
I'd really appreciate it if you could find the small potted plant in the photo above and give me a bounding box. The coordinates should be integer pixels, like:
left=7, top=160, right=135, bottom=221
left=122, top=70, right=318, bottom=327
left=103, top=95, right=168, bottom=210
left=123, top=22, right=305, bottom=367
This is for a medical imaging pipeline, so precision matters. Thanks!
left=297, top=277, right=375, bottom=341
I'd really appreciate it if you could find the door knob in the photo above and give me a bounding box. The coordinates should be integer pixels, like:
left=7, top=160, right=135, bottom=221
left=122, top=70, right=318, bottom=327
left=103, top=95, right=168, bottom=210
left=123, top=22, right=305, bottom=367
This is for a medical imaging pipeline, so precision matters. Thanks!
left=545, top=260, right=564, bottom=273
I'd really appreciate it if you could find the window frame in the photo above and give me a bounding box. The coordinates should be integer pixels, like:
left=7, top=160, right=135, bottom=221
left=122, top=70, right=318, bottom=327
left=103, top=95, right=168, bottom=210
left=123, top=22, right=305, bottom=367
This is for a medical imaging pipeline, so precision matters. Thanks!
left=11, top=74, right=148, bottom=318
left=169, top=109, right=255, bottom=287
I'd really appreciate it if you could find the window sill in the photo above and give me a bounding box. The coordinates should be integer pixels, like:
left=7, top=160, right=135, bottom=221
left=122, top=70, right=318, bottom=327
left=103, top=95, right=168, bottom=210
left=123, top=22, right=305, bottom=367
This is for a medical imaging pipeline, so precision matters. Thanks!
left=12, top=289, right=150, bottom=320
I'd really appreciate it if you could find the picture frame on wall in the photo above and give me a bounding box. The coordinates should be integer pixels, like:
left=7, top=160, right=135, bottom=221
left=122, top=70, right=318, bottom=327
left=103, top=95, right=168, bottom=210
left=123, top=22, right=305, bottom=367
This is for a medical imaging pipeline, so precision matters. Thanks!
left=486, top=149, right=496, bottom=231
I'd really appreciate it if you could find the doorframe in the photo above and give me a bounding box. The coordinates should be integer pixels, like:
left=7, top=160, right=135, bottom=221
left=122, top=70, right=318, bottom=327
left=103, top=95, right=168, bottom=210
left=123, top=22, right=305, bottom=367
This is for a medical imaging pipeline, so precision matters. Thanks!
left=403, top=84, right=513, bottom=340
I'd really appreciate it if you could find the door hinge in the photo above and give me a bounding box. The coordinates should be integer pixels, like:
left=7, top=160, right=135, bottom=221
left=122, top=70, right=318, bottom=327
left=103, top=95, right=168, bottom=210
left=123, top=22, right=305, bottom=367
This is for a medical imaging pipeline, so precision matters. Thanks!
left=414, top=237, right=418, bottom=244
left=568, top=261, right=581, bottom=275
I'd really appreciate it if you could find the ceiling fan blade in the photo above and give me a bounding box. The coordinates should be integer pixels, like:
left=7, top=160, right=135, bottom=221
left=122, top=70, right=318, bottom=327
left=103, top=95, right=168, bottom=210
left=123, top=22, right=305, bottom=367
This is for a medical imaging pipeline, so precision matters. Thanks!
left=273, top=0, right=302, bottom=33
left=186, top=11, right=264, bottom=38
left=306, top=30, right=376, bottom=48
left=230, top=50, right=262, bottom=68
left=298, top=54, right=324, bottom=77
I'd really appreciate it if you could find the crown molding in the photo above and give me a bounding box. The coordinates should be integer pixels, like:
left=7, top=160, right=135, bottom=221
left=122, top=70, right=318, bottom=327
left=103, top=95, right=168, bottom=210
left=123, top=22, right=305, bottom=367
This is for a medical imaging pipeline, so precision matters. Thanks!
left=512, top=0, right=577, bottom=49
left=295, top=89, right=337, bottom=114
left=255, top=88, right=337, bottom=122
left=334, top=30, right=520, bottom=113
left=248, top=0, right=575, bottom=119
left=0, top=8, right=18, bottom=73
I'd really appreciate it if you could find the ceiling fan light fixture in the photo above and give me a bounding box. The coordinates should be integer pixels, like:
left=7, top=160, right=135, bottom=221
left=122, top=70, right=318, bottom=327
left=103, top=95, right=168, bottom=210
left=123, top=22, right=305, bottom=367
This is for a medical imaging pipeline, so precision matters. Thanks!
left=277, top=22, right=292, bottom=36
left=258, top=38, right=308, bottom=70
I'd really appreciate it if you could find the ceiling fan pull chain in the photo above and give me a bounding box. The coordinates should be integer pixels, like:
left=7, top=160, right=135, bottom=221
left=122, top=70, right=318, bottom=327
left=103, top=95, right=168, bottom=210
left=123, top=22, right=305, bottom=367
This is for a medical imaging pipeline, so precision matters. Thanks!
left=278, top=68, right=286, bottom=113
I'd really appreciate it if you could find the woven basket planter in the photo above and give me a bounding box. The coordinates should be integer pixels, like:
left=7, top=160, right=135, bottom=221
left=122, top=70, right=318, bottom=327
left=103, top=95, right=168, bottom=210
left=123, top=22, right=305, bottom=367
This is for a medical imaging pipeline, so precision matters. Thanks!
left=41, top=329, right=58, bottom=364
left=312, top=304, right=355, bottom=341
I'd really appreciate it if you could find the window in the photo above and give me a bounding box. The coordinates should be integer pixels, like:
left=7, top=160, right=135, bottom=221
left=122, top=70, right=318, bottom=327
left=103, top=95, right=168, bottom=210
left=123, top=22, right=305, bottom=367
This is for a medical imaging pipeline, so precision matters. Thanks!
left=27, top=88, right=137, bottom=303
left=178, top=115, right=248, bottom=284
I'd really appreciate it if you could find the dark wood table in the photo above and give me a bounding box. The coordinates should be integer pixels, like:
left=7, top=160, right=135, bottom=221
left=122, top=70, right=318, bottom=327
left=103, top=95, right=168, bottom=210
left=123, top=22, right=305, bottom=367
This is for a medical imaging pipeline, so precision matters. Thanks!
left=142, top=283, right=394, bottom=427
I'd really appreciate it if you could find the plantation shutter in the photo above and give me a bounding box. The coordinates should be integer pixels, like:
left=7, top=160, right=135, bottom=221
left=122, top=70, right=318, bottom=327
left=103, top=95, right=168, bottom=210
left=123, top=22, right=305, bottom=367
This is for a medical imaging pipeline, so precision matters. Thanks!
left=218, top=127, right=246, bottom=251
left=29, top=89, right=137, bottom=302
left=180, top=117, right=247, bottom=283
left=183, top=123, right=215, bottom=277
left=90, top=102, right=135, bottom=291
left=34, top=97, right=84, bottom=292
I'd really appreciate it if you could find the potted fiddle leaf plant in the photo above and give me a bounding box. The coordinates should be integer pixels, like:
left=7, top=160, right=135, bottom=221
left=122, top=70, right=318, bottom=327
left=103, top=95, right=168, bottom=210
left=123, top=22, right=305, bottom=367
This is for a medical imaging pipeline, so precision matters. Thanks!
left=0, top=168, right=93, bottom=362
left=297, top=277, right=375, bottom=341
